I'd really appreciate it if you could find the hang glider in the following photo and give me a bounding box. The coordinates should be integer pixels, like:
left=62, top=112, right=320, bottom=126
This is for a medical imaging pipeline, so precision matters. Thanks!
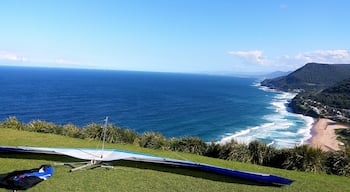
left=0, top=146, right=293, bottom=186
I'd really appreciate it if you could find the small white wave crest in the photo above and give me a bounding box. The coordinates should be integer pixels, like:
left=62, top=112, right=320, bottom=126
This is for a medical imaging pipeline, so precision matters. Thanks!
left=219, top=86, right=314, bottom=149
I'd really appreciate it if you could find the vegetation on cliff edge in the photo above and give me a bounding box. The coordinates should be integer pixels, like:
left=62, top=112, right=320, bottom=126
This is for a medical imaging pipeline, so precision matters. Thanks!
left=1, top=117, right=349, bottom=177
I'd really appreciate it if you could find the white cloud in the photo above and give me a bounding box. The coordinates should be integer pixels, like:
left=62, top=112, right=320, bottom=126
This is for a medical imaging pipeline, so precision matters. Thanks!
left=228, top=49, right=350, bottom=72
left=0, top=50, right=82, bottom=67
left=228, top=50, right=267, bottom=65
left=0, top=51, right=28, bottom=62
left=294, top=50, right=350, bottom=64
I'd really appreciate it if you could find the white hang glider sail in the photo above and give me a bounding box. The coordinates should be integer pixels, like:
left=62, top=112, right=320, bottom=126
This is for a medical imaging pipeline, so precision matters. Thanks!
left=0, top=146, right=293, bottom=185
left=0, top=117, right=293, bottom=185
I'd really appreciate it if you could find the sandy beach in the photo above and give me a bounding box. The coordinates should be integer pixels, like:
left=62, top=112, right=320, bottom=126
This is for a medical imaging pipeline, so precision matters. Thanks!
left=309, top=118, right=349, bottom=151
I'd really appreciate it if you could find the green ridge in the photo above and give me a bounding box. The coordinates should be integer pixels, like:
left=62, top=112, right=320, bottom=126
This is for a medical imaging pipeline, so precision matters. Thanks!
left=261, top=63, right=350, bottom=92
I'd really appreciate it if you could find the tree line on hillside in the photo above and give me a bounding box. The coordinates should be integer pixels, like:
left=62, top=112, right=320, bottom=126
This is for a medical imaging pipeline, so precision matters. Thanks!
left=309, top=78, right=350, bottom=110
left=288, top=78, right=350, bottom=124
left=1, top=117, right=349, bottom=176
left=262, top=63, right=350, bottom=124
left=261, top=63, right=350, bottom=92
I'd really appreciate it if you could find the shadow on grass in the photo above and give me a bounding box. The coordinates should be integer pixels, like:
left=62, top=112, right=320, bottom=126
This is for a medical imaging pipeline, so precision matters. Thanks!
left=111, top=160, right=283, bottom=187
left=0, top=153, right=282, bottom=187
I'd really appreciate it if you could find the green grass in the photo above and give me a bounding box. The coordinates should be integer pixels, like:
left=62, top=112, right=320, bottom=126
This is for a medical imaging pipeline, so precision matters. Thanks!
left=0, top=128, right=348, bottom=192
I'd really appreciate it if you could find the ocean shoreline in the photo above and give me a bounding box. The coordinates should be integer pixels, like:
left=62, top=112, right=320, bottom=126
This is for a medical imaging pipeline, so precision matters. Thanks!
left=219, top=84, right=315, bottom=148
left=259, top=85, right=348, bottom=151
left=309, top=118, right=348, bottom=151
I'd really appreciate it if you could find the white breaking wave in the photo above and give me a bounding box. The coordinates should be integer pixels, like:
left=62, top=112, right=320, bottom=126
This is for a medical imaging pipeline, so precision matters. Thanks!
left=220, top=123, right=275, bottom=144
left=298, top=115, right=314, bottom=145
left=219, top=84, right=314, bottom=149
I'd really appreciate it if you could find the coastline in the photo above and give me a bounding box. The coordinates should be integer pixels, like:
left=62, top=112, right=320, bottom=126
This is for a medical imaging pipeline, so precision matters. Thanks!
left=220, top=83, right=315, bottom=148
left=309, top=118, right=348, bottom=151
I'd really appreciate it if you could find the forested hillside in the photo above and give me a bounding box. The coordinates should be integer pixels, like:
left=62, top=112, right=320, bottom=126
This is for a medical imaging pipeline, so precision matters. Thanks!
left=289, top=78, right=350, bottom=123
left=311, top=78, right=350, bottom=109
left=261, top=63, right=350, bottom=92
left=261, top=63, right=350, bottom=124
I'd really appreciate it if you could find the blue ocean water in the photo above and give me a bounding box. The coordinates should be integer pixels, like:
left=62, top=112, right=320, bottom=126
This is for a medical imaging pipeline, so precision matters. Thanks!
left=0, top=66, right=313, bottom=148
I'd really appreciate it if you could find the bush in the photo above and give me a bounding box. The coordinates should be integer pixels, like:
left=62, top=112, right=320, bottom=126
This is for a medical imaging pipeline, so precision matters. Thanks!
left=268, top=149, right=291, bottom=169
left=219, top=140, right=251, bottom=163
left=205, top=142, right=222, bottom=158
left=282, top=145, right=325, bottom=173
left=27, top=120, right=63, bottom=134
left=62, top=124, right=86, bottom=139
left=325, top=148, right=350, bottom=176
left=248, top=141, right=276, bottom=166
left=84, top=123, right=103, bottom=140
left=138, top=132, right=167, bottom=149
left=111, top=126, right=138, bottom=144
left=0, top=117, right=25, bottom=130
left=82, top=124, right=137, bottom=144
left=169, top=137, right=207, bottom=155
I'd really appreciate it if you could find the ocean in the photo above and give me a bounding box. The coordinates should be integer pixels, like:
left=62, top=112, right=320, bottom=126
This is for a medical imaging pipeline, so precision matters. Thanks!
left=0, top=66, right=313, bottom=148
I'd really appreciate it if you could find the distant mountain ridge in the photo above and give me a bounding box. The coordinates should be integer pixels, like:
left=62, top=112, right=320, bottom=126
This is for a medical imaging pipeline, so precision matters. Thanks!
left=261, top=63, right=350, bottom=124
left=261, top=71, right=291, bottom=79
left=261, top=63, right=350, bottom=92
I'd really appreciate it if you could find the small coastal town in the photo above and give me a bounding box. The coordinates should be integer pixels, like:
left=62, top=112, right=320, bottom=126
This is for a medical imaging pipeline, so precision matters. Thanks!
left=293, top=96, right=350, bottom=124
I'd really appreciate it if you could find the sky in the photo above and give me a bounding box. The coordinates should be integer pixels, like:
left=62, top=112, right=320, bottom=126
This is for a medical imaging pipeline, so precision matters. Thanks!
left=0, top=0, right=350, bottom=74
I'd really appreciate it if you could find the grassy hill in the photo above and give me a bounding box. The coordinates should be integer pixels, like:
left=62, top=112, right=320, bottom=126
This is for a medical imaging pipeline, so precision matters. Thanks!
left=310, top=78, right=350, bottom=109
left=261, top=63, right=350, bottom=92
left=0, top=129, right=349, bottom=192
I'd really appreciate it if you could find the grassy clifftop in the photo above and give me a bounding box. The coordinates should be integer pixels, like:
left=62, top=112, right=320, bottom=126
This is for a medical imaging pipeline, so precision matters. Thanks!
left=0, top=128, right=349, bottom=192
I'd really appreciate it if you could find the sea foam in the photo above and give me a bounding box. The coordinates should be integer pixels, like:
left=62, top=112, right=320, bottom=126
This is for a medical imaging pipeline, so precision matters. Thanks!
left=219, top=84, right=314, bottom=149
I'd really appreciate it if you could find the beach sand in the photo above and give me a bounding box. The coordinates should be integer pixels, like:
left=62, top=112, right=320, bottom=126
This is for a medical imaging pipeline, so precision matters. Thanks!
left=309, top=118, right=349, bottom=151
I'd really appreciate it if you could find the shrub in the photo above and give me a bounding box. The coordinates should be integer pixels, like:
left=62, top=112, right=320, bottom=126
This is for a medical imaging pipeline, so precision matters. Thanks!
left=82, top=124, right=137, bottom=144
left=268, top=149, right=291, bottom=169
left=169, top=137, right=207, bottom=155
left=27, top=120, right=63, bottom=134
left=283, top=145, right=325, bottom=173
left=0, top=117, right=25, bottom=130
left=325, top=148, right=350, bottom=176
left=62, top=124, right=86, bottom=139
left=248, top=141, right=276, bottom=166
left=221, top=140, right=250, bottom=162
left=138, top=132, right=167, bottom=149
left=111, top=126, right=138, bottom=144
left=84, top=123, right=103, bottom=140
left=205, top=142, right=222, bottom=158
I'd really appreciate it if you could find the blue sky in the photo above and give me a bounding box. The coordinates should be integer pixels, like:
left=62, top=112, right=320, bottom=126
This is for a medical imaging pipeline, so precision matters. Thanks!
left=1, top=0, right=350, bottom=74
